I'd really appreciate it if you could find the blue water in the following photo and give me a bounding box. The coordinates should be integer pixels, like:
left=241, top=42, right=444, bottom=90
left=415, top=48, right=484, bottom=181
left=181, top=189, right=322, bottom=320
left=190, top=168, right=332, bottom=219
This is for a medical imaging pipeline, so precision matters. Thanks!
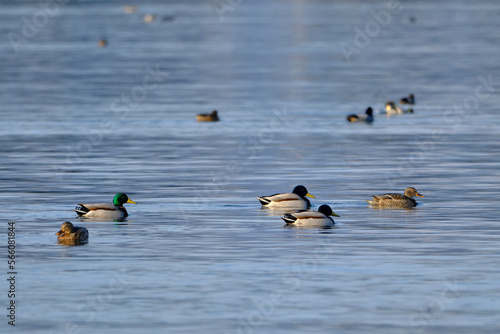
left=1, top=1, right=500, bottom=333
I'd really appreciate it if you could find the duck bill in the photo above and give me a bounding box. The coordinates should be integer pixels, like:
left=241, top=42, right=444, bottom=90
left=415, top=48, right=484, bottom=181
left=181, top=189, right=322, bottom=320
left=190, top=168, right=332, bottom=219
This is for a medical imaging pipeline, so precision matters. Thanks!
left=415, top=193, right=424, bottom=198
left=127, top=199, right=137, bottom=204
left=306, top=193, right=315, bottom=199
left=56, top=230, right=62, bottom=236
left=331, top=212, right=340, bottom=217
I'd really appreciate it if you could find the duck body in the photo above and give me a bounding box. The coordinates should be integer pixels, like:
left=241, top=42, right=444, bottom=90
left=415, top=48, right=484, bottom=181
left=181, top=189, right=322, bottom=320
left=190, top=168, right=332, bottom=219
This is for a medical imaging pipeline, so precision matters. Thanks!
left=282, top=204, right=339, bottom=228
left=196, top=110, right=219, bottom=122
left=347, top=107, right=374, bottom=123
left=258, top=185, right=314, bottom=210
left=367, top=187, right=423, bottom=208
left=74, top=193, right=136, bottom=219
left=56, top=222, right=89, bottom=243
left=385, top=101, right=413, bottom=115
left=400, top=94, right=415, bottom=105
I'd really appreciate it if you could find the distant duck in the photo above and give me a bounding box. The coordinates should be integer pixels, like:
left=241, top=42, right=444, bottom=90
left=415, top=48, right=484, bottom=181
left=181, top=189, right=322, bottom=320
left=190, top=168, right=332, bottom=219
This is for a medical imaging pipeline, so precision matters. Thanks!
left=385, top=101, right=413, bottom=115
left=346, top=107, right=374, bottom=123
left=74, top=193, right=137, bottom=220
left=123, top=5, right=137, bottom=14
left=98, top=39, right=107, bottom=47
left=367, top=187, right=424, bottom=208
left=400, top=94, right=415, bottom=105
left=282, top=204, right=339, bottom=228
left=196, top=110, right=219, bottom=122
left=162, top=15, right=176, bottom=22
left=258, top=185, right=315, bottom=210
left=56, top=222, right=89, bottom=244
left=143, top=14, right=156, bottom=23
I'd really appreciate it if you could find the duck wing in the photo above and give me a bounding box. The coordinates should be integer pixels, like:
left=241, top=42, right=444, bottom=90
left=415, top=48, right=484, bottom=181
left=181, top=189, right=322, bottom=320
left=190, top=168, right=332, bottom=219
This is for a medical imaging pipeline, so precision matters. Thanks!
left=75, top=227, right=89, bottom=240
left=282, top=213, right=298, bottom=224
left=291, top=211, right=326, bottom=220
left=283, top=211, right=327, bottom=224
left=384, top=193, right=407, bottom=200
left=258, top=192, right=301, bottom=205
left=367, top=193, right=398, bottom=204
left=74, top=203, right=117, bottom=216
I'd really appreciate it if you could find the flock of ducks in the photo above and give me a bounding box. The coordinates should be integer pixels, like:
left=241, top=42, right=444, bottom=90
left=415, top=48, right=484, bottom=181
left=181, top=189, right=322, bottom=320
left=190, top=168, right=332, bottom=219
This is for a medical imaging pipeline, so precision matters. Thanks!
left=198, top=94, right=415, bottom=124
left=257, top=185, right=424, bottom=228
left=57, top=184, right=424, bottom=244
left=346, top=93, right=415, bottom=123
left=56, top=92, right=421, bottom=243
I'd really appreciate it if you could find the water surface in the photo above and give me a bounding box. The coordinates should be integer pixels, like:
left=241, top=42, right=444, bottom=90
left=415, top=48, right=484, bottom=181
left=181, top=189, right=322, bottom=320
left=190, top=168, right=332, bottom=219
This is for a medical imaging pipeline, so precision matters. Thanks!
left=1, top=1, right=500, bottom=333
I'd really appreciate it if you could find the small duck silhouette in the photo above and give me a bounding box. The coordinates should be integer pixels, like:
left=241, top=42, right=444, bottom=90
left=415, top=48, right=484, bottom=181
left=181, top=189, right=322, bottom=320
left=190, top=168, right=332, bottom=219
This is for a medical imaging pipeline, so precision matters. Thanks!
left=196, top=110, right=219, bottom=122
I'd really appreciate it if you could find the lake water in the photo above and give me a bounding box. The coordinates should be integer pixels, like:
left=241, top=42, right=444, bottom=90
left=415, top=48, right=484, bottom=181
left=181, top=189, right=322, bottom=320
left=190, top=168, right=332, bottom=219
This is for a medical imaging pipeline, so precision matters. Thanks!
left=1, top=0, right=500, bottom=333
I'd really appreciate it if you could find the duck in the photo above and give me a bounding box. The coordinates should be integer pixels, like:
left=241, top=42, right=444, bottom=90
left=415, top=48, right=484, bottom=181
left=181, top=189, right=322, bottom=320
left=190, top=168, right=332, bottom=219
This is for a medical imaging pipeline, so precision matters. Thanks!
left=74, top=193, right=137, bottom=219
left=346, top=107, right=374, bottom=123
left=97, top=39, right=107, bottom=47
left=56, top=222, right=89, bottom=244
left=282, top=204, right=339, bottom=228
left=196, top=110, right=219, bottom=122
left=123, top=5, right=137, bottom=14
left=400, top=94, right=415, bottom=105
left=143, top=14, right=156, bottom=23
left=258, top=185, right=315, bottom=210
left=385, top=101, right=413, bottom=115
left=367, top=187, right=424, bottom=208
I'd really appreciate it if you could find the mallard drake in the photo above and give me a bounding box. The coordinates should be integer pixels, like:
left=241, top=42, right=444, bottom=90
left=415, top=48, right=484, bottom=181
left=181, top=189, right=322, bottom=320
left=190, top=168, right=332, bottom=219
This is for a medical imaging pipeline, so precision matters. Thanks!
left=385, top=101, right=413, bottom=115
left=282, top=204, right=339, bottom=228
left=347, top=107, right=374, bottom=123
left=258, top=185, right=315, bottom=210
left=56, top=222, right=89, bottom=244
left=367, top=187, right=424, bottom=207
left=400, top=94, right=415, bottom=105
left=74, top=193, right=137, bottom=219
left=196, top=110, right=219, bottom=122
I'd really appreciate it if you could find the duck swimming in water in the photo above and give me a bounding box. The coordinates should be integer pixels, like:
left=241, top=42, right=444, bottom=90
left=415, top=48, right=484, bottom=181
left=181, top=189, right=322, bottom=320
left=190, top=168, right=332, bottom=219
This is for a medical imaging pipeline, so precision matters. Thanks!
left=56, top=222, right=89, bottom=244
left=346, top=107, right=374, bottom=123
left=367, top=187, right=424, bottom=208
left=385, top=101, right=413, bottom=115
left=282, top=204, right=339, bottom=228
left=258, top=185, right=315, bottom=210
left=196, top=110, right=219, bottom=122
left=74, top=193, right=137, bottom=220
left=399, top=94, right=415, bottom=105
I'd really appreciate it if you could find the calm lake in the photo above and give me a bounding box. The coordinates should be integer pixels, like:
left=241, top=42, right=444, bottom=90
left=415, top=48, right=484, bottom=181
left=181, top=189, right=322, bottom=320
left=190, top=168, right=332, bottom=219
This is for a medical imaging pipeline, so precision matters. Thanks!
left=1, top=0, right=500, bottom=333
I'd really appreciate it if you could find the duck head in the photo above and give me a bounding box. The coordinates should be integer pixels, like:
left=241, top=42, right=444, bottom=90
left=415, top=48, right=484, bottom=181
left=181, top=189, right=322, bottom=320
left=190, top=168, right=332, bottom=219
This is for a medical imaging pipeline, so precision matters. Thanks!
left=292, top=185, right=315, bottom=198
left=404, top=187, right=424, bottom=198
left=56, top=222, right=75, bottom=236
left=113, top=193, right=137, bottom=206
left=318, top=204, right=340, bottom=217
